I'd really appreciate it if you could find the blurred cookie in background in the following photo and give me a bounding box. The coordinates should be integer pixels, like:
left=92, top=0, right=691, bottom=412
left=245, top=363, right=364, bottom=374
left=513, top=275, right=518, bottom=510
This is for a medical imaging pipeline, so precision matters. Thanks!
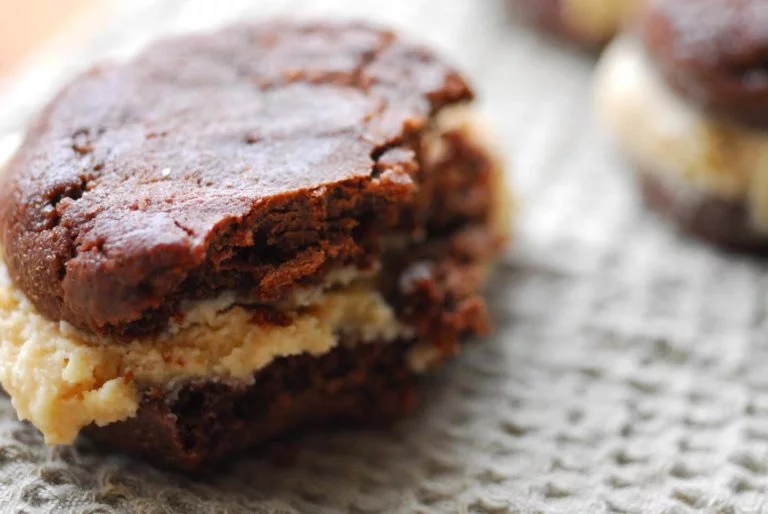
left=595, top=0, right=768, bottom=251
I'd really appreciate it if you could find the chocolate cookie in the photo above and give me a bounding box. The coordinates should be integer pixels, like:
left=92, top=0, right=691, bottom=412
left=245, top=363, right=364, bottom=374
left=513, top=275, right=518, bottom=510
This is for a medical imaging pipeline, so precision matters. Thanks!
left=0, top=20, right=511, bottom=470
left=640, top=0, right=768, bottom=129
left=508, top=0, right=642, bottom=48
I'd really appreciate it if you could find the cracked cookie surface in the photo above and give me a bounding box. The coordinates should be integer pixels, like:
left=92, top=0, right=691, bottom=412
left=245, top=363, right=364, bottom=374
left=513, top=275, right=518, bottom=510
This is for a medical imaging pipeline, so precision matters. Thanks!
left=0, top=20, right=472, bottom=337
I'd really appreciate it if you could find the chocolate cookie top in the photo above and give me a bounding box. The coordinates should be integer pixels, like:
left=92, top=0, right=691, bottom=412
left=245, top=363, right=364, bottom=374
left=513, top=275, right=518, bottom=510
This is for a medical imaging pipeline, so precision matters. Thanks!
left=0, top=20, right=472, bottom=336
left=640, top=0, right=768, bottom=128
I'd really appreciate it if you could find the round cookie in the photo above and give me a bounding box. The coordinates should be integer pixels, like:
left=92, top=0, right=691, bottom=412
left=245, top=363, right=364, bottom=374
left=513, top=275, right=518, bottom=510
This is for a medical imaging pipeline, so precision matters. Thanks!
left=595, top=36, right=768, bottom=251
left=0, top=20, right=511, bottom=470
left=640, top=0, right=768, bottom=130
left=508, top=0, right=643, bottom=48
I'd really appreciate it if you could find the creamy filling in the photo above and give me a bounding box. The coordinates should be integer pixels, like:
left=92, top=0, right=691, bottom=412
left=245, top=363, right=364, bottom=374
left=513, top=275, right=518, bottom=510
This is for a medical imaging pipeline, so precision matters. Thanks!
left=595, top=37, right=768, bottom=230
left=0, top=261, right=412, bottom=445
left=561, top=0, right=641, bottom=42
left=0, top=106, right=512, bottom=446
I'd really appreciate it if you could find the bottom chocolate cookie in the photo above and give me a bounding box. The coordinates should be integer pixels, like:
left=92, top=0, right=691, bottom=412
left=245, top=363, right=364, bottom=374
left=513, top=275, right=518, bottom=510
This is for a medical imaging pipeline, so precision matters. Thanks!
left=638, top=169, right=768, bottom=253
left=85, top=338, right=423, bottom=472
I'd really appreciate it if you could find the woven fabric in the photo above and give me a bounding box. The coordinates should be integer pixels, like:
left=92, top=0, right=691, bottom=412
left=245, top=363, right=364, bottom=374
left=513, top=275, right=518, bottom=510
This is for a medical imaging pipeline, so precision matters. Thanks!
left=2, top=1, right=767, bottom=512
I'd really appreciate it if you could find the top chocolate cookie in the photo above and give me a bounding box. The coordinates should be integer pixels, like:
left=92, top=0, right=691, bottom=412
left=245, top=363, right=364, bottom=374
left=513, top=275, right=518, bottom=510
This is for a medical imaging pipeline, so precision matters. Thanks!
left=640, top=0, right=768, bottom=128
left=0, top=20, right=472, bottom=337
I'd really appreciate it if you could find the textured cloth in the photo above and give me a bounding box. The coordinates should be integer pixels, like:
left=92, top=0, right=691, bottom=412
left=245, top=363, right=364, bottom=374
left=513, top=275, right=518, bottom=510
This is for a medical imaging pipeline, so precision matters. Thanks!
left=1, top=0, right=768, bottom=512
